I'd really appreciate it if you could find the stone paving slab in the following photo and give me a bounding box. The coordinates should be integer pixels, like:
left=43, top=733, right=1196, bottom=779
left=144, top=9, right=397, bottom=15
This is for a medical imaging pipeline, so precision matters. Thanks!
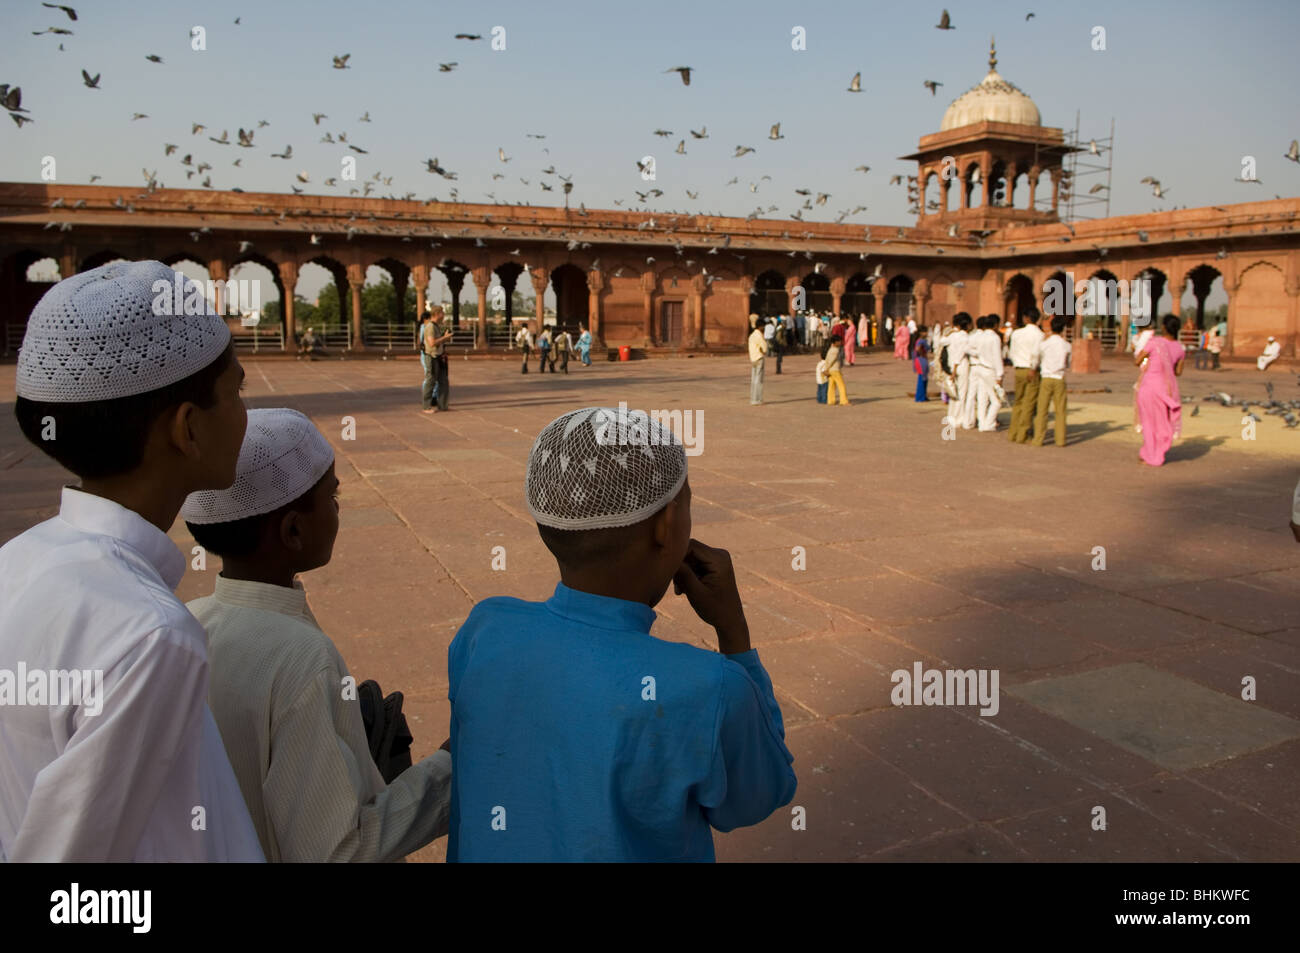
left=1007, top=663, right=1300, bottom=773
left=2, top=349, right=1298, bottom=862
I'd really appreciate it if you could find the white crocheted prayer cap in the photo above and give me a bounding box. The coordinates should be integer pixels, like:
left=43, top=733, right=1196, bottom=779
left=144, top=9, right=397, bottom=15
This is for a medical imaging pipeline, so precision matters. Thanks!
left=181, top=408, right=335, bottom=525
left=16, top=260, right=230, bottom=402
left=525, top=406, right=687, bottom=531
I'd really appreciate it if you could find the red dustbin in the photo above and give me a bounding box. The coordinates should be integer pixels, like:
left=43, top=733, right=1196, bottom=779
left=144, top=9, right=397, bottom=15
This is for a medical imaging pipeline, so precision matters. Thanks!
left=618, top=345, right=631, bottom=362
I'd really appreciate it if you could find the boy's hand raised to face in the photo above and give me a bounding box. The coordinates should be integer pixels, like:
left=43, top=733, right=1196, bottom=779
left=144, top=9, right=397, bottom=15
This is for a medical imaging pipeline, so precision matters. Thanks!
left=673, top=539, right=751, bottom=655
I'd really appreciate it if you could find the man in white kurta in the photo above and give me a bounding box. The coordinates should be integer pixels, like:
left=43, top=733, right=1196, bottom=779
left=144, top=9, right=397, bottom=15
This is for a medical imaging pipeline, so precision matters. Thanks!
left=1257, top=337, right=1281, bottom=371
left=969, top=321, right=1004, bottom=432
left=0, top=488, right=264, bottom=862
left=946, top=317, right=974, bottom=430
left=189, top=577, right=452, bottom=862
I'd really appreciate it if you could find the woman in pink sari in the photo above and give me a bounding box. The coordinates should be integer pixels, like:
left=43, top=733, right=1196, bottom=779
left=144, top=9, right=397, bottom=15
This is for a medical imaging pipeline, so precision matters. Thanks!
left=858, top=313, right=871, bottom=349
left=1136, top=315, right=1186, bottom=466
left=841, top=317, right=856, bottom=365
left=893, top=321, right=910, bottom=360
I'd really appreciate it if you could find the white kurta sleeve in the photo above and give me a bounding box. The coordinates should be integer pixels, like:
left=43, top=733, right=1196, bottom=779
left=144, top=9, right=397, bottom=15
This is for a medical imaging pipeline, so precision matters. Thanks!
left=11, top=628, right=208, bottom=862
left=263, top=666, right=452, bottom=862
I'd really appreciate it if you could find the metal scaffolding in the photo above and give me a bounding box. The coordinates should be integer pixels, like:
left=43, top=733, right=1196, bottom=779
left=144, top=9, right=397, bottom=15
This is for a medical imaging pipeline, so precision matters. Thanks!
left=1058, top=112, right=1115, bottom=222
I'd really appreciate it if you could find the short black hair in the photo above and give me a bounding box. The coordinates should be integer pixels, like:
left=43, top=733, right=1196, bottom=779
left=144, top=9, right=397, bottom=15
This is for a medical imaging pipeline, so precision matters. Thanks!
left=14, top=342, right=236, bottom=480
left=537, top=518, right=647, bottom=569
left=1050, top=315, right=1067, bottom=334
left=1163, top=314, right=1182, bottom=337
left=1022, top=308, right=1040, bottom=324
left=186, top=471, right=323, bottom=558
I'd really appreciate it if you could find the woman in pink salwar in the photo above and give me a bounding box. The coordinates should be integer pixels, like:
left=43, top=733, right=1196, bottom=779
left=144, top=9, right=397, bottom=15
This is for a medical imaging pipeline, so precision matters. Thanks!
left=893, top=322, right=910, bottom=360
left=1136, top=315, right=1186, bottom=467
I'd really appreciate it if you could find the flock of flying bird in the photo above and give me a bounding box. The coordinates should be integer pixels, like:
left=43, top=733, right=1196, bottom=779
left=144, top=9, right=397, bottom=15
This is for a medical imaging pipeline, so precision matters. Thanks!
left=4, top=3, right=1299, bottom=268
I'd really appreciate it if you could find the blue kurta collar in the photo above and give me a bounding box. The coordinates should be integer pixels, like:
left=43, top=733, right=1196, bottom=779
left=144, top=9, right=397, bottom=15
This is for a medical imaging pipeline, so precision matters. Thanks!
left=545, top=582, right=657, bottom=634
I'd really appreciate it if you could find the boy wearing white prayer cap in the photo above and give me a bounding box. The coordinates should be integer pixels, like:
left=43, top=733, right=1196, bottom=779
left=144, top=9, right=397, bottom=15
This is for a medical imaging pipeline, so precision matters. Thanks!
left=1, top=260, right=261, bottom=861
left=447, top=406, right=797, bottom=862
left=183, top=408, right=452, bottom=862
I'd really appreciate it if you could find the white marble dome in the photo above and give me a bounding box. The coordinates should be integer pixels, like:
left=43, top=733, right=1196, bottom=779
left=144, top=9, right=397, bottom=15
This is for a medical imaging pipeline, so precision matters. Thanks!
left=940, top=47, right=1041, bottom=131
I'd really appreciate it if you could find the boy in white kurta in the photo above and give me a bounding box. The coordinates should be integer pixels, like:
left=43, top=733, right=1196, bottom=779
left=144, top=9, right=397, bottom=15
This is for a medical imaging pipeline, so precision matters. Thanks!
left=1, top=261, right=261, bottom=862
left=183, top=409, right=451, bottom=862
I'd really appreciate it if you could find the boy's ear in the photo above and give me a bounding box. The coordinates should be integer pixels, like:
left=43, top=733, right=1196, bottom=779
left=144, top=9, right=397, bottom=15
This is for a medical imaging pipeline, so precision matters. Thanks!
left=165, top=401, right=203, bottom=462
left=651, top=498, right=676, bottom=548
left=278, top=509, right=304, bottom=552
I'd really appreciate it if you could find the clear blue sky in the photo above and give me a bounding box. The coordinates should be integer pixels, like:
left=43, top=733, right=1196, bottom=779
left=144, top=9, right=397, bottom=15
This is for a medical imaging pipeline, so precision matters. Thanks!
left=4, top=0, right=1295, bottom=305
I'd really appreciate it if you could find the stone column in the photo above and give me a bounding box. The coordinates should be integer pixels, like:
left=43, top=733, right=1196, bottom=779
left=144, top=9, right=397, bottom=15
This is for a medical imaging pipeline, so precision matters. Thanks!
left=59, top=246, right=77, bottom=281
left=587, top=269, right=606, bottom=348
left=1050, top=170, right=1062, bottom=214
left=410, top=262, right=428, bottom=318
left=394, top=269, right=409, bottom=322
left=208, top=259, right=228, bottom=316
left=982, top=165, right=993, bottom=208
left=873, top=280, right=886, bottom=343
left=277, top=260, right=298, bottom=349
left=641, top=270, right=656, bottom=346
left=687, top=273, right=706, bottom=348
left=1027, top=165, right=1040, bottom=211
left=784, top=274, right=801, bottom=313
left=914, top=278, right=931, bottom=327
left=473, top=265, right=491, bottom=348
left=1005, top=163, right=1019, bottom=208
left=939, top=179, right=950, bottom=216
left=530, top=266, right=548, bottom=330
left=830, top=276, right=845, bottom=317
left=347, top=263, right=364, bottom=350
left=446, top=270, right=465, bottom=330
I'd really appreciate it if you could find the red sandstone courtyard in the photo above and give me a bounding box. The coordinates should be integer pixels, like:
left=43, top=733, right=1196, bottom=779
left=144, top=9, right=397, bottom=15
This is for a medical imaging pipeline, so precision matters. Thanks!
left=2, top=349, right=1295, bottom=863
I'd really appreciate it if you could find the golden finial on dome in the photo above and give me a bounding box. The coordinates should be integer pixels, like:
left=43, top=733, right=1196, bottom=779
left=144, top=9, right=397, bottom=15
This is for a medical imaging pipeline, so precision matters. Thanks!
left=989, top=36, right=997, bottom=71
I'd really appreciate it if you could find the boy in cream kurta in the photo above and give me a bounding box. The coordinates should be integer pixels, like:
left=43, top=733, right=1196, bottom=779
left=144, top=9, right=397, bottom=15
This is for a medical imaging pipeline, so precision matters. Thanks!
left=184, top=408, right=451, bottom=862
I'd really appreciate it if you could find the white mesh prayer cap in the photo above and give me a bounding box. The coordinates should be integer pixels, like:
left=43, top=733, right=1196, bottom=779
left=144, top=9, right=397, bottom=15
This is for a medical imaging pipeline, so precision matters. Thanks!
left=16, top=260, right=231, bottom=402
left=526, top=406, right=688, bottom=531
left=181, top=408, right=335, bottom=525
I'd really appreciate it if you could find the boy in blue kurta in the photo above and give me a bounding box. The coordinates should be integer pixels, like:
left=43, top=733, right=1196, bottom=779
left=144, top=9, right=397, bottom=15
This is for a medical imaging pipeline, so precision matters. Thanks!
left=447, top=406, right=797, bottom=861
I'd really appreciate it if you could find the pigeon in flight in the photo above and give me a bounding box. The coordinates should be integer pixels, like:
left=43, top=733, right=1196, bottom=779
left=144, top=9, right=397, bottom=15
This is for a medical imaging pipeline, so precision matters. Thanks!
left=237, top=128, right=254, bottom=146
left=454, top=33, right=482, bottom=40
left=847, top=72, right=862, bottom=92
left=42, top=3, right=77, bottom=20
left=923, top=80, right=943, bottom=96
left=439, top=63, right=457, bottom=72
left=768, top=123, right=784, bottom=140
left=936, top=9, right=954, bottom=29
left=1284, top=140, right=1299, bottom=163
left=690, top=126, right=708, bottom=139
left=665, top=66, right=693, bottom=86
left=81, top=70, right=100, bottom=89
left=333, top=54, right=351, bottom=69
left=270, top=144, right=293, bottom=158
left=145, top=55, right=164, bottom=64
left=209, top=129, right=230, bottom=144
left=733, top=145, right=755, bottom=157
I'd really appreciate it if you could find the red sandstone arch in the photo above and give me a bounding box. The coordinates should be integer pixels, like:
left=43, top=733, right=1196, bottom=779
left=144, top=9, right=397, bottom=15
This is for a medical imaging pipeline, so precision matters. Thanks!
left=1232, top=260, right=1286, bottom=356
left=1004, top=273, right=1035, bottom=320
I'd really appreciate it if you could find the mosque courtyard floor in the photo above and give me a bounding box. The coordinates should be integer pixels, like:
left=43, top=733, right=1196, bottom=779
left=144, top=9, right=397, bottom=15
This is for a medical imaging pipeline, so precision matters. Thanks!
left=1, top=349, right=1297, bottom=863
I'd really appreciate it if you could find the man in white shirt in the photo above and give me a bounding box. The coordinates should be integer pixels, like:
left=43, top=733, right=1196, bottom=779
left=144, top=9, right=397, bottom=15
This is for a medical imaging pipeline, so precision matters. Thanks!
left=516, top=324, right=533, bottom=374
left=183, top=409, right=452, bottom=861
left=968, top=316, right=1004, bottom=432
left=1007, top=312, right=1046, bottom=443
left=945, top=313, right=975, bottom=429
left=1, top=261, right=263, bottom=862
left=1032, top=316, right=1073, bottom=447
left=749, top=319, right=769, bottom=405
left=1258, top=336, right=1281, bottom=371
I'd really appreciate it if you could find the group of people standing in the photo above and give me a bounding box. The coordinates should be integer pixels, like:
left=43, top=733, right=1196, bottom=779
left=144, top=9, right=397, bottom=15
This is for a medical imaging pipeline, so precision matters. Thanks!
left=908, top=311, right=1073, bottom=446
left=513, top=324, right=593, bottom=374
